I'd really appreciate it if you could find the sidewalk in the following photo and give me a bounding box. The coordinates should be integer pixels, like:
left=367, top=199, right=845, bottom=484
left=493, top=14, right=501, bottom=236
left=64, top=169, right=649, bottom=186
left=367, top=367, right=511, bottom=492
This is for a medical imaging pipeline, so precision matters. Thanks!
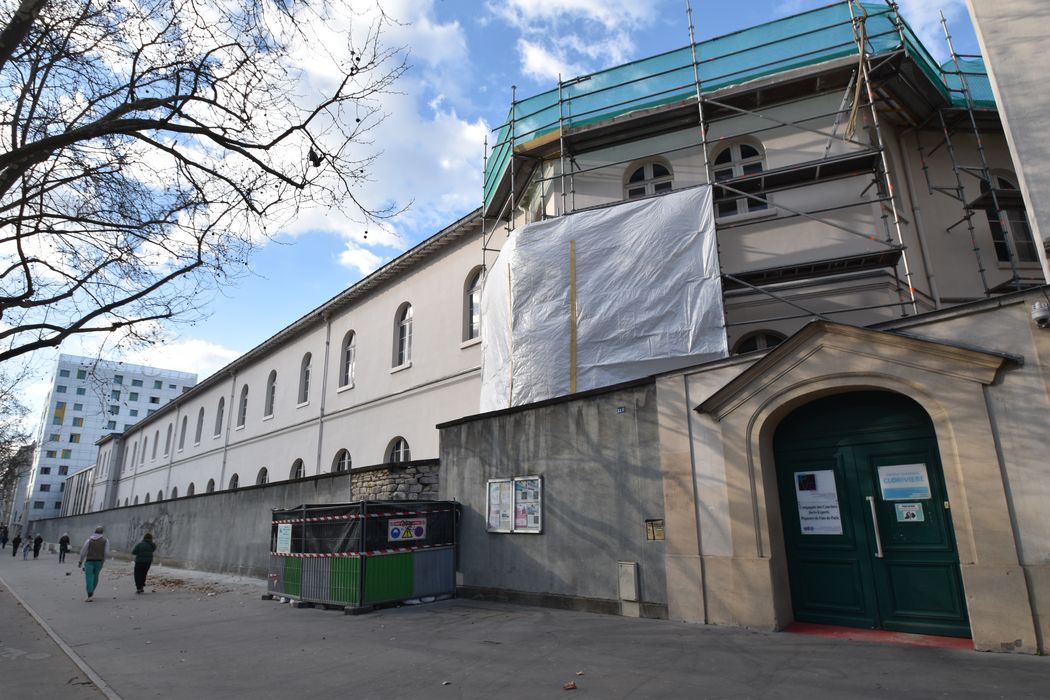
left=0, top=548, right=1046, bottom=699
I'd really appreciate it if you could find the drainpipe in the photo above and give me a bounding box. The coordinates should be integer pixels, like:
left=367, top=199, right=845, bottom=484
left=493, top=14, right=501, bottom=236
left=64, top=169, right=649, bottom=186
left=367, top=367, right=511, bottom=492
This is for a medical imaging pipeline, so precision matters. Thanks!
left=897, top=128, right=943, bottom=309
left=315, top=313, right=333, bottom=477
left=217, top=370, right=236, bottom=491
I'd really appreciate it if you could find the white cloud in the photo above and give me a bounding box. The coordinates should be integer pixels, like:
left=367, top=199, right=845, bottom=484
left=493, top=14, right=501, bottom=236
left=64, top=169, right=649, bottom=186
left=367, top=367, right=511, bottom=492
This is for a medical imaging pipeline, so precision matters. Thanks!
left=338, top=242, right=383, bottom=276
left=518, top=38, right=586, bottom=82
left=895, top=0, right=969, bottom=63
left=122, top=338, right=241, bottom=382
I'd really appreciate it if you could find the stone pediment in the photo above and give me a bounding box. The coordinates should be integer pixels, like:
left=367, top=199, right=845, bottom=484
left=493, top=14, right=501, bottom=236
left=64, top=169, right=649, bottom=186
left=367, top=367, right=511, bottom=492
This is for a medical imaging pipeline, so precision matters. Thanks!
left=697, top=321, right=1011, bottom=421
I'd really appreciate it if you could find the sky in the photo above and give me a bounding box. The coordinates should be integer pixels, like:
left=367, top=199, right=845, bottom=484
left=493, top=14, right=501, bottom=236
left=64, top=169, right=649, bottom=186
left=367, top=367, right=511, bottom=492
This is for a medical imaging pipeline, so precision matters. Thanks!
left=18, top=0, right=980, bottom=426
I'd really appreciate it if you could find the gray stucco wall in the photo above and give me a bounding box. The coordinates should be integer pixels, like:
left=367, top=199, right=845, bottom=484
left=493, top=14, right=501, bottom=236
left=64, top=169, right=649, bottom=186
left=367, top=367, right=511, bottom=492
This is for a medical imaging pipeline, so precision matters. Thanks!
left=439, top=381, right=666, bottom=614
left=29, top=461, right=438, bottom=578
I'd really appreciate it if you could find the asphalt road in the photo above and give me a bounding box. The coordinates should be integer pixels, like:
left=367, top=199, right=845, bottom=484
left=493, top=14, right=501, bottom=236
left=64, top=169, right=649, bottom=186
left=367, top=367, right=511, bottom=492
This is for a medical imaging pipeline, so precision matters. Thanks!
left=0, top=548, right=1046, bottom=699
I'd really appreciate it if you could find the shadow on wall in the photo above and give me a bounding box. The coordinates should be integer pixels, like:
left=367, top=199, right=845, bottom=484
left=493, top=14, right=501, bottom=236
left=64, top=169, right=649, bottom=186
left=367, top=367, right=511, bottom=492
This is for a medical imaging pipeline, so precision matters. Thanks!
left=28, top=461, right=439, bottom=579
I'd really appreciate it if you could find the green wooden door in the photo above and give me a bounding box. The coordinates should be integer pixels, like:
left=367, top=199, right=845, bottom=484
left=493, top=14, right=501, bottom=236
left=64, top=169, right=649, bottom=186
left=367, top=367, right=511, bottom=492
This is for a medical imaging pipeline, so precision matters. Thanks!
left=775, top=392, right=970, bottom=638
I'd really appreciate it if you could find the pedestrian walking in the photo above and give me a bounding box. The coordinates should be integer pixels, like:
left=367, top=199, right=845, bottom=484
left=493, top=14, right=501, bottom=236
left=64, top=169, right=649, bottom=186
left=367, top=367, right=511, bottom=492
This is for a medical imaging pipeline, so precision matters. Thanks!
left=10, top=533, right=20, bottom=557
left=77, top=526, right=110, bottom=602
left=32, top=533, right=43, bottom=559
left=131, top=533, right=157, bottom=593
left=22, top=538, right=31, bottom=559
left=0, top=525, right=8, bottom=550
left=58, top=533, right=71, bottom=563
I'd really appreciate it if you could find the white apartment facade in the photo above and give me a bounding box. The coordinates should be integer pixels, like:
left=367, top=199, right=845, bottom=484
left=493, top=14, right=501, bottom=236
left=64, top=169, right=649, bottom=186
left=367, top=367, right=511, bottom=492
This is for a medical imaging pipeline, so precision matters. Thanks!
left=25, top=354, right=195, bottom=521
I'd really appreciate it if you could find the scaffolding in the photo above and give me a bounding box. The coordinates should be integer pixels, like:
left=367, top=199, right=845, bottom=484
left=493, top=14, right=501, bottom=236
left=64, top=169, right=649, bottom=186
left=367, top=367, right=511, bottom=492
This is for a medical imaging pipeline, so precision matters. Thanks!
left=914, top=13, right=1040, bottom=295
left=479, top=0, right=999, bottom=348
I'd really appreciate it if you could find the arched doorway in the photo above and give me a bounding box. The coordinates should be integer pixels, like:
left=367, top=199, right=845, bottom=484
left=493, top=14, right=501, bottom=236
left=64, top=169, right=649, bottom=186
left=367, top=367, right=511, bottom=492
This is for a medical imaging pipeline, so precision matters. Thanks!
left=773, top=391, right=970, bottom=638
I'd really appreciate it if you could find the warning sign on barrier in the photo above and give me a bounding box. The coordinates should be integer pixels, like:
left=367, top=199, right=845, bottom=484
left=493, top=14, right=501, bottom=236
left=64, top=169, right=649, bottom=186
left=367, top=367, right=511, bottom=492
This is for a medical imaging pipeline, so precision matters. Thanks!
left=388, top=518, right=427, bottom=542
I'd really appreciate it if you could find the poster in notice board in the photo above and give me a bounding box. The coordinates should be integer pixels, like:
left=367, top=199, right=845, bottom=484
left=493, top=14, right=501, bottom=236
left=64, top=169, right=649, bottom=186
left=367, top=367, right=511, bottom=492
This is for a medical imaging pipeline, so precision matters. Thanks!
left=487, top=476, right=543, bottom=533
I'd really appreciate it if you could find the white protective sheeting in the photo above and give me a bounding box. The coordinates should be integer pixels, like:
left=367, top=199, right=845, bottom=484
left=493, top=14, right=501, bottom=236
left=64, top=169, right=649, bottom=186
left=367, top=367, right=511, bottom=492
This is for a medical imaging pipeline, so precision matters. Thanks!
left=480, top=186, right=726, bottom=411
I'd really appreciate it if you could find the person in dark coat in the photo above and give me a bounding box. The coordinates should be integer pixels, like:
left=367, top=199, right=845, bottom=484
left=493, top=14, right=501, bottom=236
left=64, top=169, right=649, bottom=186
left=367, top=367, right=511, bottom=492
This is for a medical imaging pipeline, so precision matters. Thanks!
left=58, top=533, right=71, bottom=563
left=10, top=533, right=20, bottom=556
left=0, top=525, right=8, bottom=549
left=32, top=533, right=43, bottom=559
left=131, top=533, right=156, bottom=593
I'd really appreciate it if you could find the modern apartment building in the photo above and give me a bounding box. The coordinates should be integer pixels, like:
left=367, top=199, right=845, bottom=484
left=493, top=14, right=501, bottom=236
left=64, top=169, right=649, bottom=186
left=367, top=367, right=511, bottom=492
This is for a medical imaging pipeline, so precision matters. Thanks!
left=25, top=355, right=196, bottom=521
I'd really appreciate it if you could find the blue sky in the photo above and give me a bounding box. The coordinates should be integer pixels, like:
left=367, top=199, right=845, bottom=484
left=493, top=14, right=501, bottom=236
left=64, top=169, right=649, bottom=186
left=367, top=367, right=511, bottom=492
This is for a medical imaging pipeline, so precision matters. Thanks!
left=22, top=0, right=979, bottom=417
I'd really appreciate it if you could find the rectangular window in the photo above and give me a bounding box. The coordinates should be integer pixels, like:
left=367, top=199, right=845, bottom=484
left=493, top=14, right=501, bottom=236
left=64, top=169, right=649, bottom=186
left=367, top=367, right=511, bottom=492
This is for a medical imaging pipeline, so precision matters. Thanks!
left=39, top=484, right=50, bottom=492
left=114, top=375, right=123, bottom=384
left=111, top=389, right=120, bottom=400
left=182, top=386, right=190, bottom=394
left=77, top=369, right=87, bottom=379
left=129, top=392, right=139, bottom=401
left=73, top=403, right=82, bottom=411
left=56, top=385, right=67, bottom=393
left=76, top=387, right=86, bottom=395
left=48, top=433, right=59, bottom=442
left=124, top=424, right=133, bottom=431
left=52, top=415, right=62, bottom=425
left=69, top=433, right=80, bottom=443
left=58, top=465, right=69, bottom=475
left=55, top=501, right=61, bottom=508
left=59, top=369, right=70, bottom=377
left=45, top=450, right=57, bottom=458
left=61, top=449, right=71, bottom=459
left=109, top=404, right=119, bottom=415
left=131, top=379, right=143, bottom=387
left=154, top=380, right=163, bottom=389
left=72, top=417, right=83, bottom=427
left=59, top=483, right=64, bottom=491
left=32, top=501, right=44, bottom=509
left=169, top=383, right=177, bottom=390
left=149, top=396, right=160, bottom=404
left=130, top=409, right=139, bottom=417
left=56, top=400, right=66, bottom=409
left=106, top=420, right=116, bottom=430
left=147, top=409, right=156, bottom=416
left=40, top=466, right=51, bottom=474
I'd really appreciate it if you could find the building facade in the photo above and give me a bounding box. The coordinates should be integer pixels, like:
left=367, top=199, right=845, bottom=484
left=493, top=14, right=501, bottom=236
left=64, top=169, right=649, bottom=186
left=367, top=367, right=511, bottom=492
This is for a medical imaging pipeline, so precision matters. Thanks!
left=26, top=354, right=196, bottom=521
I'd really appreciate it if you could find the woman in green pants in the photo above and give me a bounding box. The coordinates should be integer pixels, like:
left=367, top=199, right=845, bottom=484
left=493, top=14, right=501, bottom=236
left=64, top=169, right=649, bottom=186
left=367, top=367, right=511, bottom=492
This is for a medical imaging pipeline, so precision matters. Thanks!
left=77, top=526, right=110, bottom=601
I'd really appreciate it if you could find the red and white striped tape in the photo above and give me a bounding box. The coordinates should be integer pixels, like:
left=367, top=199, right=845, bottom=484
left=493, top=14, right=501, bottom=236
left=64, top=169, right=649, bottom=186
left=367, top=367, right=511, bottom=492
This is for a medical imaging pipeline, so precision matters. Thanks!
left=272, top=508, right=451, bottom=525
left=270, top=543, right=452, bottom=558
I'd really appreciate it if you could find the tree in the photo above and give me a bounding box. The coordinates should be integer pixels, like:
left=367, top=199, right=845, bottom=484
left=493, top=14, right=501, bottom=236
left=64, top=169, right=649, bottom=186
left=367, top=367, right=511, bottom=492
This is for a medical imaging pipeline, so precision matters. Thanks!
left=0, top=369, right=30, bottom=523
left=0, top=0, right=406, bottom=363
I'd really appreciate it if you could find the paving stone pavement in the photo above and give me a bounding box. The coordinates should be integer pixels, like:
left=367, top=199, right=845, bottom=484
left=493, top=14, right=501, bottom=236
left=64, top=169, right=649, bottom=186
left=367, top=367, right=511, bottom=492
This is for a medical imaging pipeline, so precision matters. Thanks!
left=0, top=548, right=1047, bottom=699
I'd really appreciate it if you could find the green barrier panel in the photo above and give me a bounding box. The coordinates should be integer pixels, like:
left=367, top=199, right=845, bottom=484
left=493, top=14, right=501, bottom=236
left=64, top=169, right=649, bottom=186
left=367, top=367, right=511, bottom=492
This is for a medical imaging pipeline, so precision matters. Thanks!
left=363, top=553, right=414, bottom=605
left=329, top=557, right=361, bottom=605
left=283, top=557, right=302, bottom=598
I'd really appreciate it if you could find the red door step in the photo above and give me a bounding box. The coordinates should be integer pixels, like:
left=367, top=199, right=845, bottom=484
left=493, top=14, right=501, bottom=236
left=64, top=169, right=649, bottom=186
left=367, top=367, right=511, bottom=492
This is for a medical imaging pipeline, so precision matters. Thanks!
left=784, top=622, right=974, bottom=650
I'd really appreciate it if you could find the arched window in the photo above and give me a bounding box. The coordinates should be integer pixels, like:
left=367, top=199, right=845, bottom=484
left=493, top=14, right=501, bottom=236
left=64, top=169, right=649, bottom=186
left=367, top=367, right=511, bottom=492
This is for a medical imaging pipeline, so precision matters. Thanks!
left=394, top=303, right=413, bottom=367
left=164, top=423, right=172, bottom=456
left=264, top=370, right=277, bottom=417
left=206, top=478, right=215, bottom=494
left=140, top=437, right=147, bottom=465
left=134, top=495, right=139, bottom=505
left=981, top=175, right=1038, bottom=263
left=464, top=268, right=483, bottom=341
left=732, top=330, right=786, bottom=355
left=237, top=384, right=248, bottom=427
left=256, top=467, right=268, bottom=485
left=124, top=498, right=129, bottom=507
left=332, top=449, right=351, bottom=472
left=195, top=407, right=205, bottom=444
left=145, top=493, right=151, bottom=504
left=179, top=416, right=188, bottom=450
left=298, top=353, right=312, bottom=404
left=290, top=459, right=305, bottom=480
left=339, top=331, right=356, bottom=388
left=712, top=142, right=768, bottom=219
left=624, top=159, right=673, bottom=200
left=130, top=443, right=138, bottom=470
left=387, top=437, right=411, bottom=464
left=186, top=483, right=195, bottom=497
left=152, top=430, right=159, bottom=459
left=214, top=397, right=225, bottom=436
left=171, top=486, right=178, bottom=499
left=156, top=490, right=163, bottom=502
left=228, top=473, right=239, bottom=490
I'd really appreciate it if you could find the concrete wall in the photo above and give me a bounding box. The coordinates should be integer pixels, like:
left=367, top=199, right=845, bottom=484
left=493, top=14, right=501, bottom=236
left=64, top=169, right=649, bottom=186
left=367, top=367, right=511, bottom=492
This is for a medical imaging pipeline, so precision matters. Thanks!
left=439, top=382, right=668, bottom=618
left=30, top=461, right=439, bottom=578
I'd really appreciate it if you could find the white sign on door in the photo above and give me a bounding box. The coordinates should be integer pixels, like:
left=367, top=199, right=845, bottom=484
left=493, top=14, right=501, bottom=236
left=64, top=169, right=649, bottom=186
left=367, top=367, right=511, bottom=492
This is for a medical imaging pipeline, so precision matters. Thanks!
left=878, top=463, right=931, bottom=501
left=794, top=470, right=843, bottom=535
